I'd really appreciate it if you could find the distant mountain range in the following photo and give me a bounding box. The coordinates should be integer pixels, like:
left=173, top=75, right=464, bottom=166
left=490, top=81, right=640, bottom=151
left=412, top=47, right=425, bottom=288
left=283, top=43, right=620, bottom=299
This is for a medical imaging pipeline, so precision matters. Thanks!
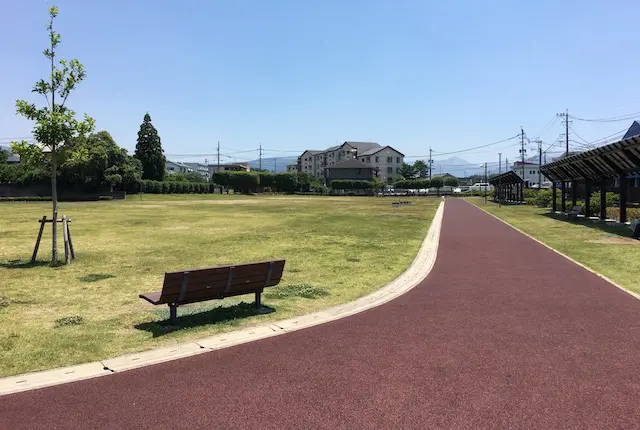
left=426, top=156, right=493, bottom=178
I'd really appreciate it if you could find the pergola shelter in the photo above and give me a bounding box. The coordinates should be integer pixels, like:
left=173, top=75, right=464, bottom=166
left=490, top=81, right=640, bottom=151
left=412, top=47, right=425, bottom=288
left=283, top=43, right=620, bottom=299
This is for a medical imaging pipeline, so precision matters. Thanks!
left=540, top=135, right=640, bottom=223
left=489, top=171, right=524, bottom=204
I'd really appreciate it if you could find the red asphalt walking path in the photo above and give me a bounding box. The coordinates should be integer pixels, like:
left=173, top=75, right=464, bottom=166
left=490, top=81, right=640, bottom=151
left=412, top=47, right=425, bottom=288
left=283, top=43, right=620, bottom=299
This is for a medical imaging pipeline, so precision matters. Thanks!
left=2, top=199, right=640, bottom=429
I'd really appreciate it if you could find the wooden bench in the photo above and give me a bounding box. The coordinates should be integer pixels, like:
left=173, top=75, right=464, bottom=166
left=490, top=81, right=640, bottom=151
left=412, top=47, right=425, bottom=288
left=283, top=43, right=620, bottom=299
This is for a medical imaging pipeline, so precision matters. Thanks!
left=139, top=260, right=286, bottom=324
left=566, top=205, right=583, bottom=219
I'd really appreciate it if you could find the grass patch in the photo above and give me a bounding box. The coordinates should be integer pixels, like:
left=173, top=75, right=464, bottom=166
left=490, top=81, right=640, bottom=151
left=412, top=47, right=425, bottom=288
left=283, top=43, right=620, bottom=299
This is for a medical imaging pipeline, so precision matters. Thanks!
left=79, top=274, right=116, bottom=283
left=267, top=284, right=330, bottom=299
left=54, top=315, right=84, bottom=328
left=0, top=195, right=438, bottom=376
left=468, top=198, right=640, bottom=294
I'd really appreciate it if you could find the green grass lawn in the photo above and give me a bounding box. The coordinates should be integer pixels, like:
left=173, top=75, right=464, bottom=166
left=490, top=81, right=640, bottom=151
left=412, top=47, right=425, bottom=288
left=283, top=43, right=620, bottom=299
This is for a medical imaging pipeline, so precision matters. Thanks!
left=468, top=198, right=640, bottom=294
left=0, top=195, right=438, bottom=376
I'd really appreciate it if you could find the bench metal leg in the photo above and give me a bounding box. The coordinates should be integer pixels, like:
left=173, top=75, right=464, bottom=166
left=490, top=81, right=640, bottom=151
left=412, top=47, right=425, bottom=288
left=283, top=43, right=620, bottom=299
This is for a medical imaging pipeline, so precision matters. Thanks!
left=255, top=291, right=261, bottom=308
left=169, top=304, right=178, bottom=324
left=255, top=291, right=274, bottom=315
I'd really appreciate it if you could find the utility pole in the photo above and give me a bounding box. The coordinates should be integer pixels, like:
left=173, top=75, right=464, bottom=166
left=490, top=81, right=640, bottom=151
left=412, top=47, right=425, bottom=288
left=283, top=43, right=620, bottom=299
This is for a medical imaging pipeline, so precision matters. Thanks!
left=498, top=153, right=502, bottom=206
left=216, top=141, right=220, bottom=171
left=556, top=109, right=570, bottom=211
left=519, top=127, right=526, bottom=186
left=532, top=139, right=543, bottom=188
left=274, top=157, right=277, bottom=172
left=565, top=108, right=569, bottom=156
left=259, top=143, right=263, bottom=171
left=428, top=147, right=433, bottom=180
left=484, top=162, right=488, bottom=204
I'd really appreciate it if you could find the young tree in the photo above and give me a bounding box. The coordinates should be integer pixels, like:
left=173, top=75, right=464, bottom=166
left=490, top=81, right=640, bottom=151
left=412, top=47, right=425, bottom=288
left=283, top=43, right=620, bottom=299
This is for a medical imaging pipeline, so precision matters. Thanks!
left=134, top=113, right=166, bottom=181
left=398, top=162, right=415, bottom=179
left=412, top=160, right=430, bottom=178
left=12, top=5, right=95, bottom=263
left=430, top=177, right=444, bottom=194
left=0, top=148, right=8, bottom=164
left=444, top=176, right=458, bottom=187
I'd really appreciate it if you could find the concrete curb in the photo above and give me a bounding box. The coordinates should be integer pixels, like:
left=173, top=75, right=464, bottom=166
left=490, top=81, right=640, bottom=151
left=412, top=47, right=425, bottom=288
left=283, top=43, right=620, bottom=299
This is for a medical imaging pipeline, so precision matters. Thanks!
left=468, top=200, right=640, bottom=301
left=0, top=201, right=445, bottom=396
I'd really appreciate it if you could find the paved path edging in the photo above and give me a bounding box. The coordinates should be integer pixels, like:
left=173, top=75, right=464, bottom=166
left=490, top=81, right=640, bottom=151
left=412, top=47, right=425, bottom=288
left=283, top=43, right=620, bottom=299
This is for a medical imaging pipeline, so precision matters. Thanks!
left=0, top=201, right=445, bottom=396
left=469, top=200, right=640, bottom=301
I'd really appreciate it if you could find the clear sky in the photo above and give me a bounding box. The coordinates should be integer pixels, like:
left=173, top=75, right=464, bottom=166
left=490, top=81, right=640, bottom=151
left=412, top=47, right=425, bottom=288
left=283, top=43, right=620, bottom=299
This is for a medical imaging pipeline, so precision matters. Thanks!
left=1, top=0, right=639, bottom=170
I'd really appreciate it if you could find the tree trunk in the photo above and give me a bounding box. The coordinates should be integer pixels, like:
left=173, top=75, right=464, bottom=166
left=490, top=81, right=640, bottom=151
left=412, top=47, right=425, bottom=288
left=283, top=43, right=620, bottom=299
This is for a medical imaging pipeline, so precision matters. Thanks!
left=51, top=146, right=58, bottom=263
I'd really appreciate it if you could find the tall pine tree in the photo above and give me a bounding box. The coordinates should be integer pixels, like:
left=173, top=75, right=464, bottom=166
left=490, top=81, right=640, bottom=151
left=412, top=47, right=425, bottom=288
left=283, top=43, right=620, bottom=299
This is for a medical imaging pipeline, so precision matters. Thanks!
left=134, top=113, right=166, bottom=181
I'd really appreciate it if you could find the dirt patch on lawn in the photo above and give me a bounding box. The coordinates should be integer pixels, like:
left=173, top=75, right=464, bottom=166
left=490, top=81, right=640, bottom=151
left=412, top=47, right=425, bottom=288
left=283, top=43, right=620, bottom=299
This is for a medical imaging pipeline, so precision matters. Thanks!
left=587, top=237, right=640, bottom=245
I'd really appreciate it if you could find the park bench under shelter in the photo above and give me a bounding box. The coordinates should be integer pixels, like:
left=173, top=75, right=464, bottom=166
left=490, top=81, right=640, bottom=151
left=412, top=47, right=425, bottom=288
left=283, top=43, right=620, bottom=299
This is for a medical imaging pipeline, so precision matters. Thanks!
left=489, top=171, right=525, bottom=204
left=540, top=131, right=640, bottom=223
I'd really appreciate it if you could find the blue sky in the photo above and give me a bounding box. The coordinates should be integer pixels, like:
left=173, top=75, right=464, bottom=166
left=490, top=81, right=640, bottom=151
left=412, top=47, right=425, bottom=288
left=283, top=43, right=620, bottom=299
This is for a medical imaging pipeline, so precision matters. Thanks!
left=1, top=0, right=639, bottom=170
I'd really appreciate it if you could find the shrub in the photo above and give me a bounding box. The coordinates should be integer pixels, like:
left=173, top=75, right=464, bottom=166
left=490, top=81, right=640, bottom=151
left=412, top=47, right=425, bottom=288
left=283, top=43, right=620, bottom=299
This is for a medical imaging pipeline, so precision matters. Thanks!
left=212, top=171, right=233, bottom=187
left=532, top=189, right=552, bottom=207
left=98, top=196, right=114, bottom=201
left=444, top=176, right=458, bottom=187
left=588, top=191, right=618, bottom=215
left=330, top=180, right=373, bottom=190
left=274, top=173, right=298, bottom=193
left=430, top=177, right=443, bottom=192
left=228, top=172, right=260, bottom=194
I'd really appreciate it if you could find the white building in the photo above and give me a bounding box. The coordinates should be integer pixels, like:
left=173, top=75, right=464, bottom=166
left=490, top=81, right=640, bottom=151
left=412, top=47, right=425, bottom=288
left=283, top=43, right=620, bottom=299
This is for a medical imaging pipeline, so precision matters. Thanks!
left=356, top=146, right=404, bottom=184
left=207, top=163, right=251, bottom=176
left=286, top=164, right=298, bottom=172
left=184, top=162, right=210, bottom=180
left=512, top=161, right=550, bottom=188
left=166, top=160, right=193, bottom=174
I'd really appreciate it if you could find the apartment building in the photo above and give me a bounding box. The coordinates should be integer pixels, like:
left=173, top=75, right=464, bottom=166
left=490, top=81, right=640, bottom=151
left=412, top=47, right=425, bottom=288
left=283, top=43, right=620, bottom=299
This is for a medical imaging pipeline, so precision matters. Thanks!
left=297, top=142, right=404, bottom=183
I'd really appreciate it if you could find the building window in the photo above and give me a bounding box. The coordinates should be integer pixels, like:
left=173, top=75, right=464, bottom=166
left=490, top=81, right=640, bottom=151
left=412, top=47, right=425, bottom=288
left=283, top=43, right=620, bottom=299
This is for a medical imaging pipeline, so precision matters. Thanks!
left=387, top=167, right=393, bottom=174
left=366, top=157, right=370, bottom=163
left=375, top=157, right=379, bottom=163
left=396, top=157, right=401, bottom=163
left=397, top=167, right=401, bottom=172
left=387, top=157, right=393, bottom=163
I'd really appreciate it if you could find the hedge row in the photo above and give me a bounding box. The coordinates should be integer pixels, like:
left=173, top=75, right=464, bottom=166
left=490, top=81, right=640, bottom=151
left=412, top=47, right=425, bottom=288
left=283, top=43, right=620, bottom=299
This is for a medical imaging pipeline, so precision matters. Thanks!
left=329, top=180, right=380, bottom=190
left=140, top=180, right=210, bottom=194
left=212, top=171, right=326, bottom=194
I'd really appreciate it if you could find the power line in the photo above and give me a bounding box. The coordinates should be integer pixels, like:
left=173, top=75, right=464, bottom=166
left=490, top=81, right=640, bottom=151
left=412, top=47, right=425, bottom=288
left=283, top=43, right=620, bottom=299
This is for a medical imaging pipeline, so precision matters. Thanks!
left=533, top=116, right=560, bottom=138
left=569, top=111, right=640, bottom=123
left=431, top=135, right=519, bottom=156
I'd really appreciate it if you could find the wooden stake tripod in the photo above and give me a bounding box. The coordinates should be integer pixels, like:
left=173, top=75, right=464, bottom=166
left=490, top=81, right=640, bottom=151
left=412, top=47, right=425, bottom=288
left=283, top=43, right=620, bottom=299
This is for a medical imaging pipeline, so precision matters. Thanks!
left=31, top=215, right=75, bottom=264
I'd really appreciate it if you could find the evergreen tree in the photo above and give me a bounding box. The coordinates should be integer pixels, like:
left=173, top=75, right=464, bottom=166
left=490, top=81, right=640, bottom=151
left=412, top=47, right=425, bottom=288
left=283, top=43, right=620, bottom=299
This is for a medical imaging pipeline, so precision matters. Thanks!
left=134, top=113, right=165, bottom=181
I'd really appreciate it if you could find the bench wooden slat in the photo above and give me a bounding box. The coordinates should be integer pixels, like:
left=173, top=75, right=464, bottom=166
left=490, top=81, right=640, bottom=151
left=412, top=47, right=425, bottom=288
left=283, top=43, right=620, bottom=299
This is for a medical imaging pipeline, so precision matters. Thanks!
left=139, top=291, right=163, bottom=304
left=147, top=280, right=278, bottom=305
left=162, top=261, right=285, bottom=294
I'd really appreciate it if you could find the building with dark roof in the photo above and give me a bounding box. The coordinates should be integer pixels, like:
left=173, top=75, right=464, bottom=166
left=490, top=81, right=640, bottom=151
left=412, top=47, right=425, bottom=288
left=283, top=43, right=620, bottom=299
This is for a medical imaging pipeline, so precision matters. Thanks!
left=325, top=158, right=377, bottom=183
left=297, top=141, right=404, bottom=184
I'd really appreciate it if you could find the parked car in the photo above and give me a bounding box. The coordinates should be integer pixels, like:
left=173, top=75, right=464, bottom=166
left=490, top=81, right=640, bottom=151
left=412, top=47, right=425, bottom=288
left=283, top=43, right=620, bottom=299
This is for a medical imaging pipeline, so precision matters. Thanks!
left=469, top=183, right=494, bottom=192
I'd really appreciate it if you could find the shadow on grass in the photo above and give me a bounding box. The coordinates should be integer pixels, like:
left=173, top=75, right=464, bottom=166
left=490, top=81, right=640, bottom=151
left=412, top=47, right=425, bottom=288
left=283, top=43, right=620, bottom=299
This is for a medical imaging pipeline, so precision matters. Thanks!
left=135, top=301, right=275, bottom=338
left=79, top=273, right=116, bottom=283
left=0, top=260, right=51, bottom=269
left=542, top=212, right=635, bottom=239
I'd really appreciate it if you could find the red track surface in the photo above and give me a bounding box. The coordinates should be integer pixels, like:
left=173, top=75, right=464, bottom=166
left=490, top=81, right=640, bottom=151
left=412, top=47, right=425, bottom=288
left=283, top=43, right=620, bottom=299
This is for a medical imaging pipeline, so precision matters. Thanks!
left=2, top=199, right=640, bottom=429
